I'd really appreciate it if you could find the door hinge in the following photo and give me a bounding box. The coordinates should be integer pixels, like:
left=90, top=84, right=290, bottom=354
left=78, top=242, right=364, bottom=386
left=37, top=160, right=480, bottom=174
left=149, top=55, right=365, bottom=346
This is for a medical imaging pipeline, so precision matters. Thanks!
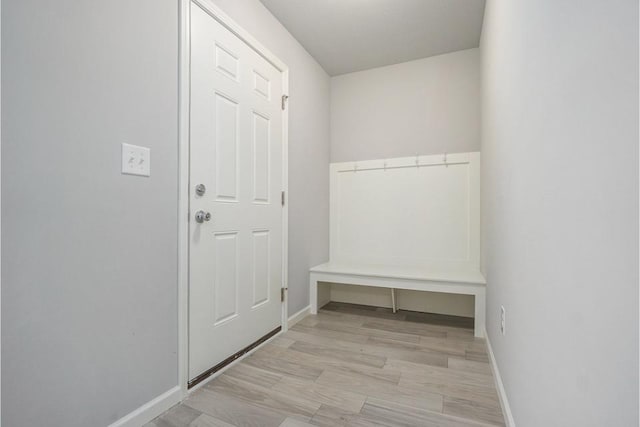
left=281, top=94, right=289, bottom=110
left=281, top=191, right=285, bottom=206
left=281, top=287, right=288, bottom=302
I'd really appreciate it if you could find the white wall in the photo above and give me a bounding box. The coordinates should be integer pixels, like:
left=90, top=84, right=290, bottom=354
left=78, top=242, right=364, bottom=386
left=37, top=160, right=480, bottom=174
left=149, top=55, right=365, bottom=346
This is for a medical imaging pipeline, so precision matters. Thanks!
left=1, top=0, right=330, bottom=425
left=331, top=48, right=480, bottom=163
left=2, top=1, right=179, bottom=425
left=481, top=1, right=638, bottom=426
left=211, top=0, right=331, bottom=316
left=328, top=49, right=480, bottom=317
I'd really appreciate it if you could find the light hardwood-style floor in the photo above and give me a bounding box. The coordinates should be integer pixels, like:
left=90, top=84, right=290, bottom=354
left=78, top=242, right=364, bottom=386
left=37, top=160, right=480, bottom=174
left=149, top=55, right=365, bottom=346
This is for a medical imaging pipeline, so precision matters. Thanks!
left=146, top=302, right=504, bottom=427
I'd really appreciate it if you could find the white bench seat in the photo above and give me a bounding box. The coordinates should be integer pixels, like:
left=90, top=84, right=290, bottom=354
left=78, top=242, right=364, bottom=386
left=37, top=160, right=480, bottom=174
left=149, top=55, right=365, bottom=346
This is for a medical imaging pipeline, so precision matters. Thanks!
left=309, top=262, right=487, bottom=337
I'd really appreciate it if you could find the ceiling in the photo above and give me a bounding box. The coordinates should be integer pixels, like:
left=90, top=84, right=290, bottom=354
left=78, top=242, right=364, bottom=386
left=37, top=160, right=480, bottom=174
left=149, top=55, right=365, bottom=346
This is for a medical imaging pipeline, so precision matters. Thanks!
left=259, top=0, right=486, bottom=76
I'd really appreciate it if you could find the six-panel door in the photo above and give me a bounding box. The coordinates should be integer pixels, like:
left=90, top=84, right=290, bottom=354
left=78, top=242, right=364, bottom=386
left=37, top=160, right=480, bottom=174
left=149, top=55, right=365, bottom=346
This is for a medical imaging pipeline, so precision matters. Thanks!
left=189, top=3, right=284, bottom=382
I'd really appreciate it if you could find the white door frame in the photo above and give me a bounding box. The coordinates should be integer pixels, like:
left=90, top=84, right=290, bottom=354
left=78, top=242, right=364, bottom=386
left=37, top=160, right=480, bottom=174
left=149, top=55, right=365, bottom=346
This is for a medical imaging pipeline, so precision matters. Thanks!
left=178, top=0, right=289, bottom=397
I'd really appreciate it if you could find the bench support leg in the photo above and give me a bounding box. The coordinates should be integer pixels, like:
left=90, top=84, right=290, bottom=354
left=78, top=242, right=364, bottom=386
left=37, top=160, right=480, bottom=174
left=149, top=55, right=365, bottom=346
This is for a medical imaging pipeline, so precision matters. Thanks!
left=390, top=288, right=397, bottom=313
left=474, top=288, right=486, bottom=338
left=310, top=274, right=318, bottom=315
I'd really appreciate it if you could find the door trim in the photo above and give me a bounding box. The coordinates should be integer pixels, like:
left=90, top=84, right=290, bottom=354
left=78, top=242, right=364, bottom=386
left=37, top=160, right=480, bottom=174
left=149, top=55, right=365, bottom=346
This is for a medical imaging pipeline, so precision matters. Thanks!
left=178, top=0, right=289, bottom=398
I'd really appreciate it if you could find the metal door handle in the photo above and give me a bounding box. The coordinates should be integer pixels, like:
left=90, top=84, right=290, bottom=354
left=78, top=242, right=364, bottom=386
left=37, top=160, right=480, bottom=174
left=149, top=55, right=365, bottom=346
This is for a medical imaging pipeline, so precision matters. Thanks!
left=195, top=210, right=211, bottom=223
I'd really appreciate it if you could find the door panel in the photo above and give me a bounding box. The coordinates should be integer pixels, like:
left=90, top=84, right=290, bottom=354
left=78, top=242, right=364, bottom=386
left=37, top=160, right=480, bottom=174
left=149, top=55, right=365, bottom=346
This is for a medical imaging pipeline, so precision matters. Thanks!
left=213, top=232, right=238, bottom=325
left=252, top=112, right=271, bottom=203
left=214, top=93, right=239, bottom=201
left=251, top=230, right=271, bottom=308
left=189, top=2, right=284, bottom=382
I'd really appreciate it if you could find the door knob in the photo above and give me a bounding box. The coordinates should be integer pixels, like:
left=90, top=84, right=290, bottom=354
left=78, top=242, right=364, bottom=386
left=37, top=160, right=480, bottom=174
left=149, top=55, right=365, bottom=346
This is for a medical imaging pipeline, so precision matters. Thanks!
left=195, top=210, right=211, bottom=223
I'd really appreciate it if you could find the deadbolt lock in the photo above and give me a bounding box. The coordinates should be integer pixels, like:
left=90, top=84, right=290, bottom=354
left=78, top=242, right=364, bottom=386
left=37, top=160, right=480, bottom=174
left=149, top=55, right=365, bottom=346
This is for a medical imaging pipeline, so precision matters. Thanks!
left=195, top=184, right=206, bottom=196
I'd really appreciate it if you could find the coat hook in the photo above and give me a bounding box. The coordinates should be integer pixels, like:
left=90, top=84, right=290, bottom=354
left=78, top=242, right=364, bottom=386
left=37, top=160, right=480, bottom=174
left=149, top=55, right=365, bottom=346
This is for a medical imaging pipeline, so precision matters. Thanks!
left=383, top=160, right=387, bottom=171
left=353, top=162, right=358, bottom=173
left=444, top=152, right=448, bottom=168
left=415, top=154, right=420, bottom=168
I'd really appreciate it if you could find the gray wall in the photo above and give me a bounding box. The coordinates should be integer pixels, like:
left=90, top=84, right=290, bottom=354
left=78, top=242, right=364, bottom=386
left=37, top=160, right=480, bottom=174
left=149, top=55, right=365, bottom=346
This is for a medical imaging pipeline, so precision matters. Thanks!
left=330, top=48, right=479, bottom=163
left=2, top=0, right=179, bottom=425
left=211, top=0, right=331, bottom=316
left=1, top=0, right=330, bottom=425
left=480, top=0, right=638, bottom=425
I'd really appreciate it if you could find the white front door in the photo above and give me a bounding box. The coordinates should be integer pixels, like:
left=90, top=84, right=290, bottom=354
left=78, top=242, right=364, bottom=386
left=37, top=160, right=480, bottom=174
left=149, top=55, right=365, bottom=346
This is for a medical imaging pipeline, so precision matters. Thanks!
left=189, top=2, right=284, bottom=385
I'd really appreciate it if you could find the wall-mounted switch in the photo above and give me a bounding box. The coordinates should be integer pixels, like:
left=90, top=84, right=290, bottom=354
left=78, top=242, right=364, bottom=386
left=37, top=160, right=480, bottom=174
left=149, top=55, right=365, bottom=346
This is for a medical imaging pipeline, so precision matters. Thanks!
left=122, top=143, right=150, bottom=177
left=500, top=305, right=506, bottom=335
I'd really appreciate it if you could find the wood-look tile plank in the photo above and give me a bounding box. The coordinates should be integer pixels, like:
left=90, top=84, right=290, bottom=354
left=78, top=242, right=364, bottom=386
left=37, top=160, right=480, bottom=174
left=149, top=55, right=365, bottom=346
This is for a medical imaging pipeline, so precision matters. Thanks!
left=463, top=340, right=490, bottom=354
left=223, top=362, right=283, bottom=388
left=274, top=345, right=401, bottom=384
left=189, top=413, right=235, bottom=427
left=279, top=417, right=316, bottom=427
left=288, top=329, right=447, bottom=368
left=204, top=374, right=320, bottom=417
left=416, top=336, right=471, bottom=357
left=271, top=376, right=366, bottom=413
left=271, top=336, right=296, bottom=348
left=391, top=360, right=501, bottom=408
left=315, top=369, right=443, bottom=413
left=400, top=378, right=501, bottom=409
left=366, top=335, right=455, bottom=360
left=322, top=302, right=408, bottom=321
left=363, top=341, right=449, bottom=368
left=291, top=323, right=370, bottom=344
left=313, top=319, right=422, bottom=344
left=318, top=309, right=474, bottom=340
left=244, top=350, right=324, bottom=381
left=323, top=302, right=390, bottom=313
left=297, top=315, right=321, bottom=327
left=309, top=404, right=390, bottom=427
left=358, top=313, right=476, bottom=339
left=447, top=357, right=492, bottom=376
left=289, top=340, right=387, bottom=368
left=465, top=349, right=490, bottom=363
left=184, top=388, right=286, bottom=427
left=255, top=330, right=402, bottom=382
left=386, top=359, right=496, bottom=389
left=404, top=311, right=474, bottom=330
left=443, top=328, right=476, bottom=340
left=144, top=404, right=202, bottom=427
left=361, top=398, right=497, bottom=427
left=313, top=311, right=371, bottom=327
left=316, top=309, right=368, bottom=321
left=361, top=320, right=448, bottom=339
left=443, top=397, right=505, bottom=426
left=256, top=343, right=288, bottom=357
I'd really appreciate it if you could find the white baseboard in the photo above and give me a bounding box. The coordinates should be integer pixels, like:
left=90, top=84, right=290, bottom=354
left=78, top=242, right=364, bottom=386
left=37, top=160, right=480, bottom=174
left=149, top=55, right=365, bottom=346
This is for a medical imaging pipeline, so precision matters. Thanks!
left=108, top=386, right=182, bottom=427
left=288, top=304, right=310, bottom=328
left=484, top=328, right=516, bottom=427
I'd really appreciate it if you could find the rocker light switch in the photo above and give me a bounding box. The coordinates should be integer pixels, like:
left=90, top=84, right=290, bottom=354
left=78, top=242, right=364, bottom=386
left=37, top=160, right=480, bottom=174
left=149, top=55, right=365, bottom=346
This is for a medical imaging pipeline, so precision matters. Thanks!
left=121, top=143, right=150, bottom=177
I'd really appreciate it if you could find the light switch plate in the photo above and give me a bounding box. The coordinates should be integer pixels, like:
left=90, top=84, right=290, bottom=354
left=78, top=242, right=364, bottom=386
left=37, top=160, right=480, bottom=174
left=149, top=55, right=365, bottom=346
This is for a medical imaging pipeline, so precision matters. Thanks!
left=122, top=143, right=150, bottom=177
